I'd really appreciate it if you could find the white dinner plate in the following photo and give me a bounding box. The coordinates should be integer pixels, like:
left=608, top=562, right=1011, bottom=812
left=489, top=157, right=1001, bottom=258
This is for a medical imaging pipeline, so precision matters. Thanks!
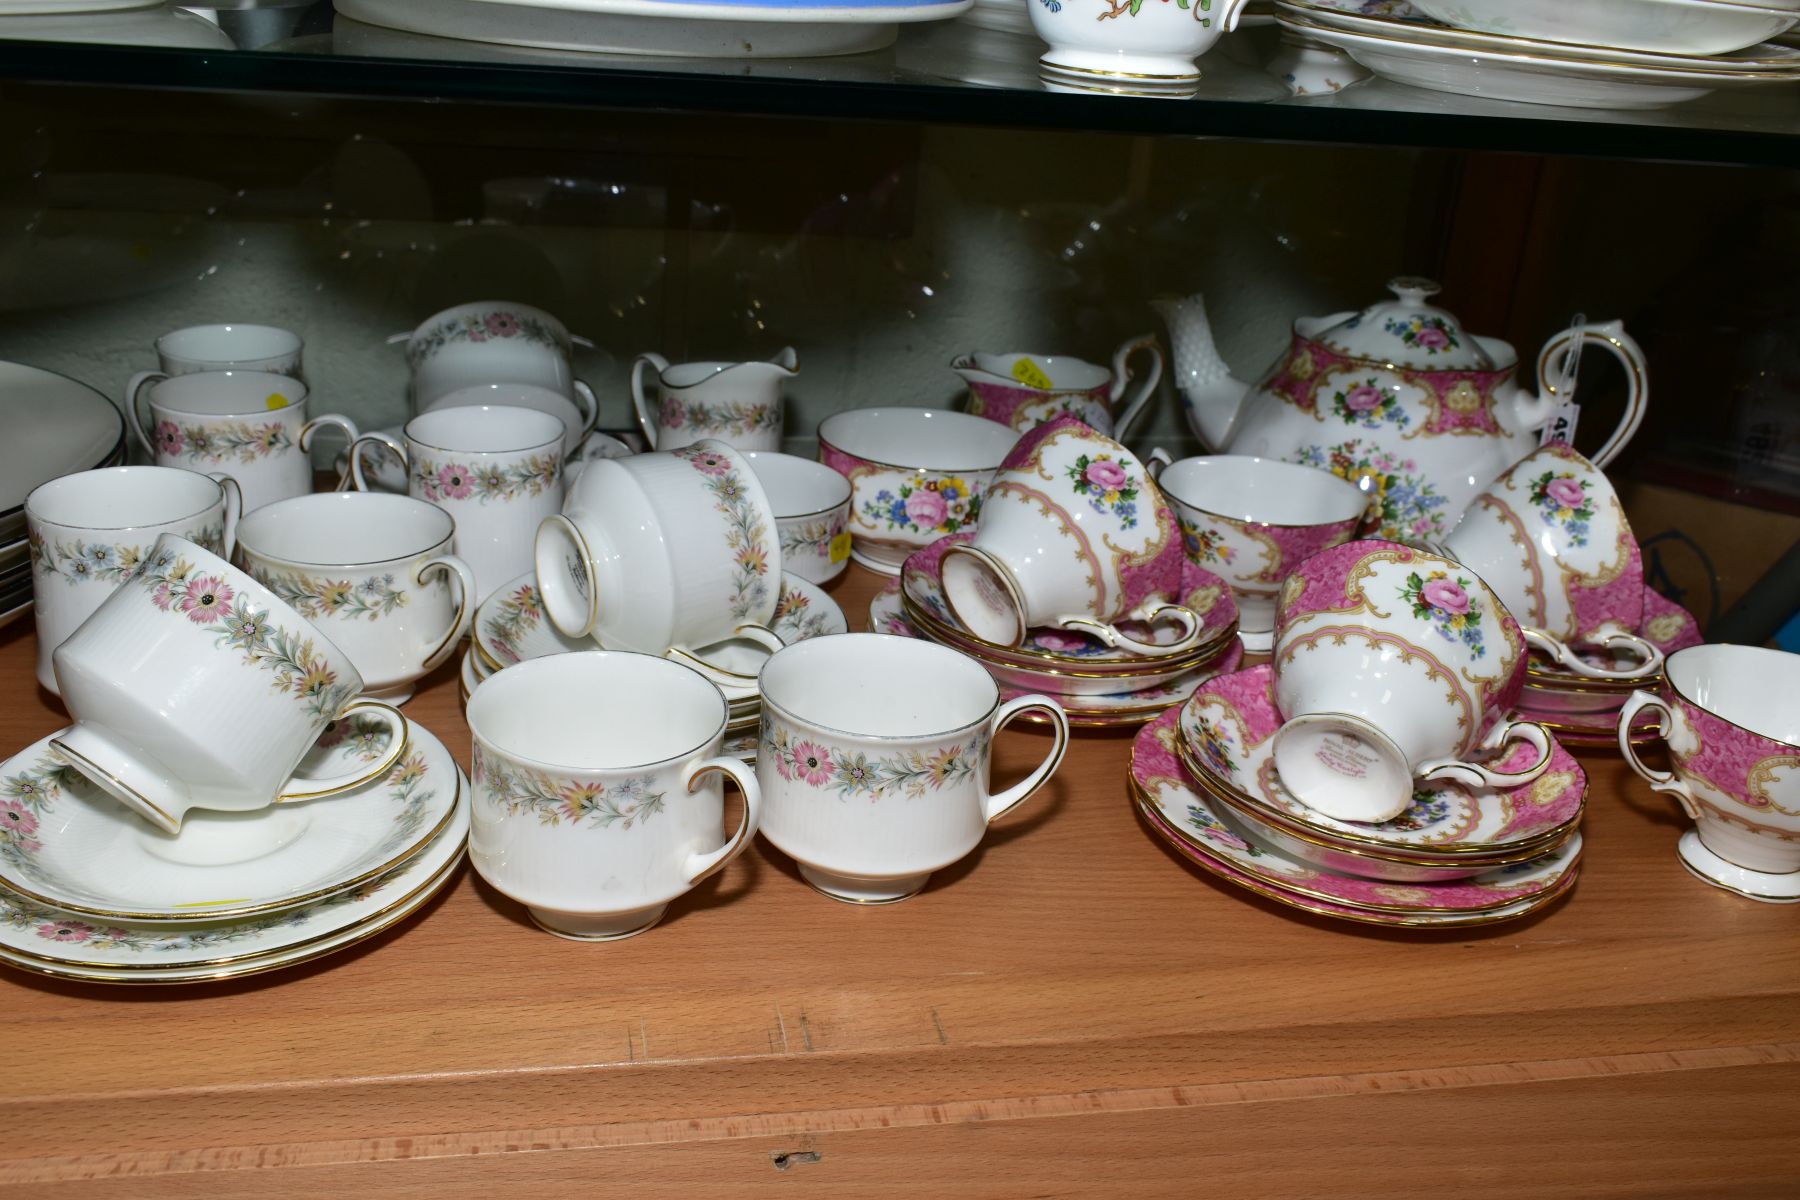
left=0, top=363, right=126, bottom=531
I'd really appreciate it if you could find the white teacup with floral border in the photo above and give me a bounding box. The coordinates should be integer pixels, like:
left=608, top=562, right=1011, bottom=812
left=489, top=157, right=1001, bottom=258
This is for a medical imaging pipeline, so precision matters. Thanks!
left=1149, top=452, right=1369, bottom=653
left=1618, top=644, right=1800, bottom=904
left=1270, top=539, right=1551, bottom=824
left=941, top=417, right=1208, bottom=658
left=631, top=348, right=795, bottom=452
left=1445, top=441, right=1660, bottom=681
left=742, top=450, right=852, bottom=585
left=466, top=650, right=762, bottom=940
left=156, top=324, right=303, bottom=378
left=395, top=300, right=591, bottom=412
left=349, top=405, right=565, bottom=605
left=27, top=466, right=242, bottom=698
left=818, top=407, right=1020, bottom=576
left=757, top=634, right=1070, bottom=903
left=126, top=370, right=359, bottom=513
left=234, top=493, right=476, bottom=706
left=536, top=440, right=786, bottom=685
left=49, top=534, right=408, bottom=835
left=952, top=335, right=1164, bottom=440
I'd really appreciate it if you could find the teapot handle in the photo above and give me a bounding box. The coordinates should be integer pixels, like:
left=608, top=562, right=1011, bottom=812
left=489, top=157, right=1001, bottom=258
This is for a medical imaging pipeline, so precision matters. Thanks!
left=1532, top=322, right=1648, bottom=469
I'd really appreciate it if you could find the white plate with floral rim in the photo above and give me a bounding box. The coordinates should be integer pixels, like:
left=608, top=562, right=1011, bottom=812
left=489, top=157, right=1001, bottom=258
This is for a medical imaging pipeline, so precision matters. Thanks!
left=1133, top=707, right=1581, bottom=914
left=0, top=719, right=459, bottom=922
left=0, top=775, right=467, bottom=980
left=1176, top=664, right=1586, bottom=857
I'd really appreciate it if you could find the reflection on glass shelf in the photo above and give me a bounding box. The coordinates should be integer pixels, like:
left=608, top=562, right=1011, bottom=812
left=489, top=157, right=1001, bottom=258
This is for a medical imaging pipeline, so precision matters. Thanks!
left=0, top=4, right=1794, bottom=161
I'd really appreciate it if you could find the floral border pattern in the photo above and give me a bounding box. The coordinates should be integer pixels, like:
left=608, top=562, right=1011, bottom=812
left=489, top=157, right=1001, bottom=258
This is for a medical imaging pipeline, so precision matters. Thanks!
left=248, top=565, right=411, bottom=622
left=473, top=744, right=665, bottom=830
left=155, top=420, right=292, bottom=465
left=764, top=723, right=988, bottom=800
left=779, top=512, right=847, bottom=561
left=480, top=582, right=544, bottom=666
left=676, top=445, right=774, bottom=623
left=659, top=396, right=780, bottom=438
left=405, top=310, right=564, bottom=369
left=413, top=452, right=560, bottom=505
left=31, top=522, right=224, bottom=587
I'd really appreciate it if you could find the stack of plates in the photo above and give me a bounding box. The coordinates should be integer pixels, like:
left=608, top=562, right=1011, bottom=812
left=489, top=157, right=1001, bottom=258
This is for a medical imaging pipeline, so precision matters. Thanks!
left=0, top=720, right=467, bottom=984
left=867, top=532, right=1244, bottom=729
left=1, top=363, right=128, bottom=629
left=1275, top=0, right=1800, bottom=108
left=462, top=570, right=849, bottom=762
left=1131, top=664, right=1583, bottom=927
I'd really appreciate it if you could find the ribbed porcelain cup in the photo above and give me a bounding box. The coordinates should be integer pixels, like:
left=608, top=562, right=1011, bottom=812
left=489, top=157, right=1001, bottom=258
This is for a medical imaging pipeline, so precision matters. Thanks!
left=1445, top=441, right=1660, bottom=681
left=952, top=335, right=1164, bottom=440
left=940, top=417, right=1207, bottom=658
left=398, top=300, right=587, bottom=411
left=743, top=450, right=852, bottom=585
left=421, top=381, right=598, bottom=458
left=125, top=370, right=359, bottom=513
left=49, top=534, right=408, bottom=835
left=817, top=407, right=1020, bottom=575
left=466, top=651, right=762, bottom=940
left=155, top=323, right=303, bottom=378
left=1151, top=453, right=1368, bottom=652
left=1271, top=539, right=1552, bottom=824
left=535, top=440, right=786, bottom=680
left=349, top=405, right=565, bottom=605
left=1618, top=644, right=1800, bottom=903
left=234, top=493, right=476, bottom=706
left=756, top=634, right=1070, bottom=903
left=26, top=466, right=242, bottom=697
left=631, top=348, right=795, bottom=452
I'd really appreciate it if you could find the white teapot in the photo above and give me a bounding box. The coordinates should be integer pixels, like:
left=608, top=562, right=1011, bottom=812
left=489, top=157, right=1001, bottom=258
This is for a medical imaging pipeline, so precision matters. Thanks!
left=1153, top=278, right=1649, bottom=544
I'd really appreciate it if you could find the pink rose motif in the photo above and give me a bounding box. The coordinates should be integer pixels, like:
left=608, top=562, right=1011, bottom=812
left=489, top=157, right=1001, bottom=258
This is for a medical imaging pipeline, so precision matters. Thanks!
left=155, top=421, right=184, bottom=456
left=39, top=921, right=94, bottom=943
left=484, top=312, right=521, bottom=338
left=905, top=487, right=949, bottom=530
left=791, top=741, right=834, bottom=786
left=660, top=397, right=686, bottom=429
left=436, top=464, right=474, bottom=499
left=1084, top=458, right=1129, bottom=491
left=1033, top=630, right=1092, bottom=653
left=180, top=577, right=233, bottom=624
left=0, top=800, right=38, bottom=838
left=1420, top=577, right=1470, bottom=616
left=1545, top=477, right=1586, bottom=509
left=1345, top=384, right=1386, bottom=413
left=1415, top=326, right=1449, bottom=350
left=688, top=450, right=732, bottom=477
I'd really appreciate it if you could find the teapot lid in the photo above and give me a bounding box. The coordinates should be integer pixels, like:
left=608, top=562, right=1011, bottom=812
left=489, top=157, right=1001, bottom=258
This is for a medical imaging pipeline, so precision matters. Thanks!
left=1314, top=277, right=1495, bottom=371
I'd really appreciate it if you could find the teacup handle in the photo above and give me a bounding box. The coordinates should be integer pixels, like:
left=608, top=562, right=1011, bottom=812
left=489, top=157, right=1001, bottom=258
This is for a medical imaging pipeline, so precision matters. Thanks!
left=1108, top=334, right=1165, bottom=442
left=629, top=352, right=670, bottom=450
left=347, top=432, right=409, bottom=492
left=665, top=624, right=788, bottom=687
left=416, top=554, right=477, bottom=674
left=1415, top=719, right=1554, bottom=791
left=983, top=694, right=1070, bottom=823
left=1617, top=690, right=1701, bottom=821
left=1058, top=601, right=1205, bottom=659
left=125, top=370, right=170, bottom=458
left=1523, top=627, right=1664, bottom=682
left=275, top=700, right=409, bottom=804
left=299, top=414, right=362, bottom=489
left=204, top=473, right=244, bottom=559
left=571, top=379, right=601, bottom=441
left=1145, top=447, right=1172, bottom=482
left=680, top=755, right=762, bottom=886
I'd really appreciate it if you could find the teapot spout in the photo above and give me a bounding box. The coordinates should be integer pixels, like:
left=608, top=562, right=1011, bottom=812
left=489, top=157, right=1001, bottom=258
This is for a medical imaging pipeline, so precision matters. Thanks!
left=1151, top=293, right=1249, bottom=451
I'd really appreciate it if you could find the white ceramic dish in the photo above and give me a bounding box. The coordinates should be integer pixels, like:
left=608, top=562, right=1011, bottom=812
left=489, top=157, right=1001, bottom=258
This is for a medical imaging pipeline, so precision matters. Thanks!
left=0, top=721, right=459, bottom=922
left=1408, top=0, right=1797, bottom=56
left=336, top=0, right=971, bottom=58
left=0, top=363, right=127, bottom=534
left=742, top=451, right=852, bottom=585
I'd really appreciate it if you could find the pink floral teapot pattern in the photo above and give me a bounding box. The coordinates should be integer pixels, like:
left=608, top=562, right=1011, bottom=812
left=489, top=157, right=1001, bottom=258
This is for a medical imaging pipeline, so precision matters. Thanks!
left=1153, top=278, right=1650, bottom=545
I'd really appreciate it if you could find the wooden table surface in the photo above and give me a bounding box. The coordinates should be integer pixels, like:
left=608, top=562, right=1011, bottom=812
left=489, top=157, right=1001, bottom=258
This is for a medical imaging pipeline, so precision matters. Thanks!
left=3, top=564, right=1797, bottom=1197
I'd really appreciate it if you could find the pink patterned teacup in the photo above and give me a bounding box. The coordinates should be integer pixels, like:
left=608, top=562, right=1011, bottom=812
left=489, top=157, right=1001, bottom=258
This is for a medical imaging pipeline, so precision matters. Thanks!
left=1271, top=539, right=1551, bottom=824
left=1618, top=644, right=1800, bottom=903
left=953, top=335, right=1163, bottom=440
left=1149, top=453, right=1368, bottom=652
left=941, top=417, right=1207, bottom=658
left=1445, top=442, right=1659, bottom=681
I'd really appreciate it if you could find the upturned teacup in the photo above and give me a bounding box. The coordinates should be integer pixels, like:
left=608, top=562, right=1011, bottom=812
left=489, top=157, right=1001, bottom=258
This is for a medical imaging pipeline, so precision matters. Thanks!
left=27, top=466, right=242, bottom=697
left=466, top=651, right=762, bottom=939
left=1271, top=539, right=1552, bottom=823
left=756, top=634, right=1069, bottom=903
left=399, top=300, right=587, bottom=411
left=1619, top=644, right=1800, bottom=903
left=349, top=405, right=565, bottom=603
left=1151, top=453, right=1368, bottom=651
left=234, top=493, right=476, bottom=705
left=1445, top=441, right=1660, bottom=680
left=631, top=349, right=795, bottom=452
left=952, top=334, right=1164, bottom=440
left=817, top=407, right=1019, bottom=575
left=155, top=324, right=303, bottom=377
left=940, top=417, right=1207, bottom=658
left=742, top=451, right=852, bottom=585
left=126, top=370, right=359, bottom=513
left=50, top=534, right=408, bottom=834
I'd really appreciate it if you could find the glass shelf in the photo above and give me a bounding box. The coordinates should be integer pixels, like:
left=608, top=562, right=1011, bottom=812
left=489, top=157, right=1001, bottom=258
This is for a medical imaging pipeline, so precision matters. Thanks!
left=1, top=7, right=1799, bottom=166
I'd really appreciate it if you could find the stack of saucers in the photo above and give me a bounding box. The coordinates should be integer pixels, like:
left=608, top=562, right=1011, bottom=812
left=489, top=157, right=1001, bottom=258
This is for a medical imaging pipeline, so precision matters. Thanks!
left=463, top=570, right=849, bottom=762
left=0, top=718, right=468, bottom=984
left=868, top=532, right=1244, bottom=729
left=1131, top=665, right=1584, bottom=927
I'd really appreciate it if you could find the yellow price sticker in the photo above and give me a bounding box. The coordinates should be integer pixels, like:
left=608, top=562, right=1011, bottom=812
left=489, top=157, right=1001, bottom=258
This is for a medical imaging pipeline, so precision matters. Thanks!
left=265, top=392, right=291, bottom=411
left=1011, top=358, right=1054, bottom=391
left=829, top=532, right=853, bottom=564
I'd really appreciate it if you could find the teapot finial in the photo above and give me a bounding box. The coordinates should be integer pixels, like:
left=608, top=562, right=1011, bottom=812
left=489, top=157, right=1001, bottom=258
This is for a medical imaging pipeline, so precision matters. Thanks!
left=1388, top=276, right=1442, bottom=304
